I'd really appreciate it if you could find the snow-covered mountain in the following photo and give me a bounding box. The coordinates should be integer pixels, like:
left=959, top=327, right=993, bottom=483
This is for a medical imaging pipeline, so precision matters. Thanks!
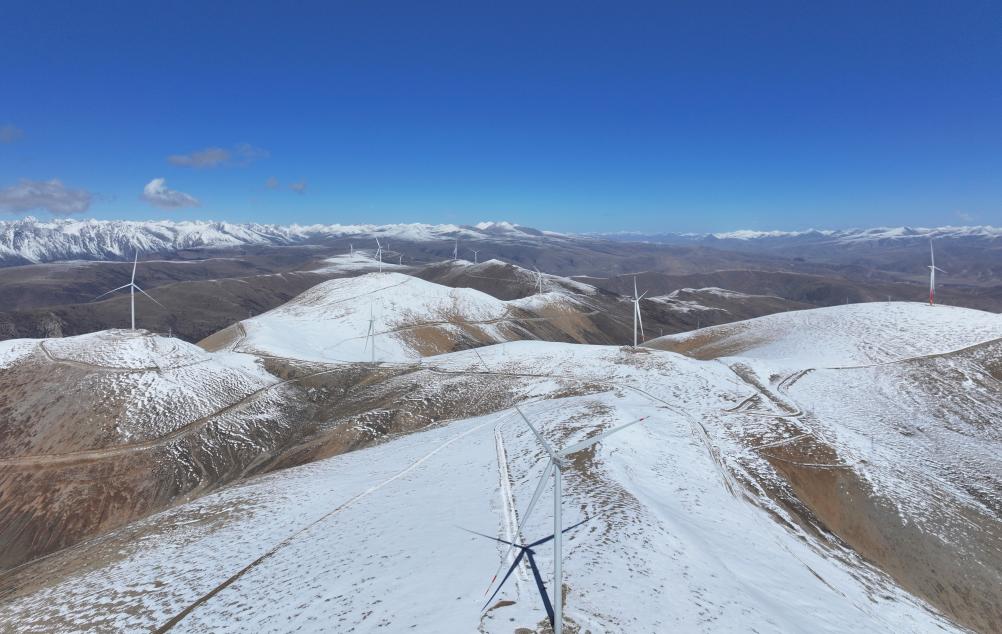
left=0, top=217, right=561, bottom=264
left=3, top=300, right=1000, bottom=632
left=599, top=224, right=1002, bottom=245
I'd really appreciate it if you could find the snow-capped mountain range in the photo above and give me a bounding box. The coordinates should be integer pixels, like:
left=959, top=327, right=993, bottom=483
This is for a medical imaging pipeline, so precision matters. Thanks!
left=0, top=218, right=558, bottom=264
left=598, top=224, right=1002, bottom=244
left=1, top=216, right=1000, bottom=265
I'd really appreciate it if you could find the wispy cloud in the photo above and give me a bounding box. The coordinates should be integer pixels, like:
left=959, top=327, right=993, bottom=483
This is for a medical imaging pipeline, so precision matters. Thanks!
left=0, top=179, right=92, bottom=215
left=289, top=181, right=307, bottom=194
left=142, top=178, right=200, bottom=208
left=954, top=210, right=975, bottom=223
left=167, top=143, right=269, bottom=168
left=0, top=124, right=24, bottom=144
left=265, top=176, right=280, bottom=189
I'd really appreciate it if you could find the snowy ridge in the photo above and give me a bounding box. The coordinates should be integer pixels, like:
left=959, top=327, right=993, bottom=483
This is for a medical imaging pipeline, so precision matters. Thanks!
left=233, top=272, right=517, bottom=362
left=597, top=224, right=1002, bottom=244
left=0, top=217, right=559, bottom=264
left=655, top=302, right=1002, bottom=369
left=0, top=339, right=971, bottom=632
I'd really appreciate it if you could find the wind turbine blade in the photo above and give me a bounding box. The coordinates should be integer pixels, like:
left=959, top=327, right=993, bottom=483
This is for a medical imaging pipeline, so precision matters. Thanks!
left=523, top=549, right=555, bottom=629
left=638, top=290, right=647, bottom=300
left=131, top=252, right=138, bottom=283
left=935, top=266, right=946, bottom=273
left=526, top=518, right=589, bottom=548
left=92, top=283, right=133, bottom=301
left=634, top=276, right=638, bottom=300
left=375, top=237, right=381, bottom=248
left=482, top=550, right=526, bottom=612
left=560, top=416, right=649, bottom=457
left=637, top=304, right=645, bottom=340
left=514, top=459, right=554, bottom=537
left=457, top=526, right=521, bottom=548
left=490, top=458, right=555, bottom=583
left=132, top=284, right=166, bottom=309
left=514, top=404, right=558, bottom=459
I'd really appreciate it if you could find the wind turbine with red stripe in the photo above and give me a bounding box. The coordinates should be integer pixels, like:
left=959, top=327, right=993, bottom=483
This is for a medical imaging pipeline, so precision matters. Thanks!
left=928, top=239, right=945, bottom=305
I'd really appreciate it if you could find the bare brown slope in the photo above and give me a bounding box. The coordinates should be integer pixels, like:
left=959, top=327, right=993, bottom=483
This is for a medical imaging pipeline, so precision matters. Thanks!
left=0, top=270, right=327, bottom=342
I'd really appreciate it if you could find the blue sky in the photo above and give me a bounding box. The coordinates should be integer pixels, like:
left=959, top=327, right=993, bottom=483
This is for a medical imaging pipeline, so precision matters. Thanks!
left=0, top=1, right=999, bottom=232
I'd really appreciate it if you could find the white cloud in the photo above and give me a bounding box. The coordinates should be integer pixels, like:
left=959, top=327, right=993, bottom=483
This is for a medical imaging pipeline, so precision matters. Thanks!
left=0, top=124, right=23, bottom=144
left=954, top=210, right=975, bottom=223
left=142, top=178, right=200, bottom=209
left=0, top=179, right=92, bottom=215
left=289, top=181, right=307, bottom=194
left=167, top=143, right=269, bottom=168
left=233, top=143, right=270, bottom=165
left=265, top=176, right=280, bottom=189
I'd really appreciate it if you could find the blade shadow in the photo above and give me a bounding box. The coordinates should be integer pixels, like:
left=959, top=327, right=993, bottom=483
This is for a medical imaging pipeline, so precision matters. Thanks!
left=462, top=517, right=589, bottom=629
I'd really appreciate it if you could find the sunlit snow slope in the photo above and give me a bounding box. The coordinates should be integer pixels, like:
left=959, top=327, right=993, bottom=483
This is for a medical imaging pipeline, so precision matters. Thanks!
left=0, top=344, right=958, bottom=634
left=1, top=299, right=998, bottom=633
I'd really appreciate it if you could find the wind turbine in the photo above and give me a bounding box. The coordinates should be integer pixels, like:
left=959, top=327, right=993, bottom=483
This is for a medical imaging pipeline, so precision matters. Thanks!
left=470, top=248, right=480, bottom=264
left=362, top=301, right=376, bottom=362
left=532, top=266, right=543, bottom=295
left=632, top=277, right=646, bottom=347
left=374, top=238, right=383, bottom=273
left=453, top=239, right=459, bottom=261
left=491, top=405, right=648, bottom=634
left=465, top=520, right=588, bottom=630
left=928, top=239, right=945, bottom=305
left=349, top=243, right=353, bottom=257
left=93, top=251, right=165, bottom=331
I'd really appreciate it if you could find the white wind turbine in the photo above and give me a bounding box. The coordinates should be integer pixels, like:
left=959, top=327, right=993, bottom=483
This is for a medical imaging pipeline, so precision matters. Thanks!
left=93, top=251, right=165, bottom=331
left=632, top=276, right=647, bottom=347
left=374, top=238, right=383, bottom=273
left=493, top=404, right=648, bottom=634
left=363, top=301, right=376, bottom=362
left=470, top=248, right=480, bottom=264
left=928, top=239, right=945, bottom=306
left=532, top=266, right=543, bottom=295
left=453, top=238, right=459, bottom=261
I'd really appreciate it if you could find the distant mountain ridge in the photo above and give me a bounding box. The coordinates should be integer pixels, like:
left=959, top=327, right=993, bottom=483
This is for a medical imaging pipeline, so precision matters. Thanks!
left=0, top=218, right=562, bottom=264
left=597, top=224, right=1002, bottom=244
left=1, top=216, right=1001, bottom=267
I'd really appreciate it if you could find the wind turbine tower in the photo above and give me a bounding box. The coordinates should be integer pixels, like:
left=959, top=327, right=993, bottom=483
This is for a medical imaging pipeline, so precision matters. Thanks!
left=532, top=266, right=543, bottom=295
left=499, top=405, right=648, bottom=634
left=93, top=251, right=165, bottom=330
left=928, top=239, right=945, bottom=305
left=363, top=301, right=376, bottom=362
left=453, top=239, right=459, bottom=261
left=632, top=277, right=647, bottom=347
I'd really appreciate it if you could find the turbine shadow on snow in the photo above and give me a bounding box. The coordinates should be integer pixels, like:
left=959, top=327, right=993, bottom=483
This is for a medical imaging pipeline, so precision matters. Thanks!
left=460, top=518, right=589, bottom=629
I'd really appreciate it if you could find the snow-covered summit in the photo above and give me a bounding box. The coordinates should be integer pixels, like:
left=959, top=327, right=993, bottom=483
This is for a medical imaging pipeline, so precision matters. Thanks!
left=653, top=301, right=1002, bottom=368
left=231, top=272, right=517, bottom=362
